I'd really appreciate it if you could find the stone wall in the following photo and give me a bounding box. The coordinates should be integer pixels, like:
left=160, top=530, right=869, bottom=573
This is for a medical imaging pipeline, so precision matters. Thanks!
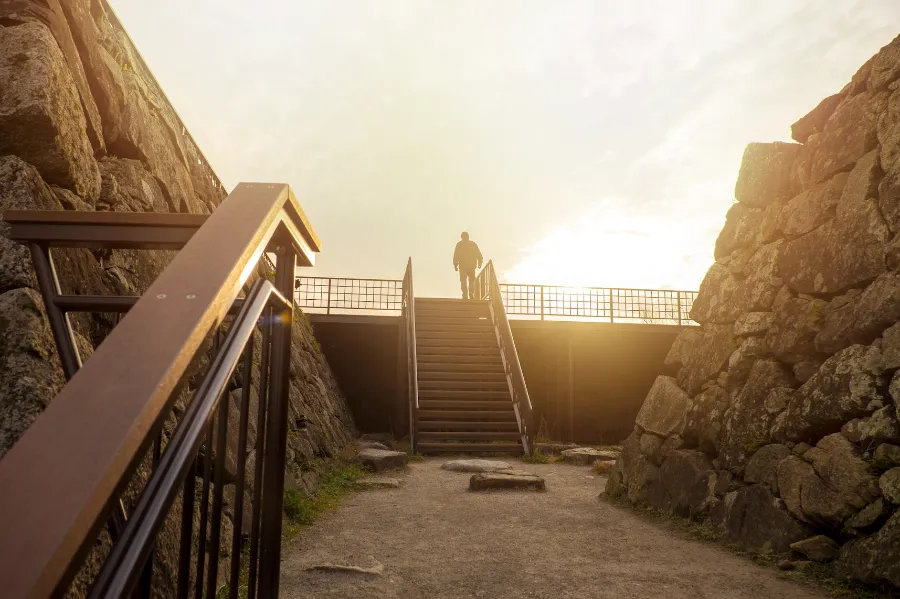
left=609, top=34, right=900, bottom=591
left=0, top=2, right=356, bottom=591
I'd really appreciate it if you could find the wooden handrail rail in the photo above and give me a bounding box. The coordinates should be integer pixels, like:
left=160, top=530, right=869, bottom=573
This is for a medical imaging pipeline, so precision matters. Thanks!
left=0, top=183, right=317, bottom=598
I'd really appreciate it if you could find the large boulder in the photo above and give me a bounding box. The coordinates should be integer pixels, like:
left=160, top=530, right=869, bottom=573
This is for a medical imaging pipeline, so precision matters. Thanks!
left=734, top=142, right=801, bottom=208
left=635, top=376, right=691, bottom=438
left=357, top=448, right=408, bottom=472
left=664, top=327, right=700, bottom=368
left=719, top=484, right=814, bottom=553
left=733, top=312, right=774, bottom=337
left=683, top=385, right=728, bottom=455
left=881, top=468, right=900, bottom=504
left=776, top=435, right=881, bottom=529
left=782, top=344, right=886, bottom=442
left=869, top=33, right=900, bottom=93
left=806, top=93, right=878, bottom=184
left=645, top=449, right=717, bottom=518
left=778, top=198, right=888, bottom=295
left=843, top=407, right=900, bottom=446
left=0, top=288, right=66, bottom=457
left=694, top=243, right=783, bottom=325
left=791, top=94, right=843, bottom=144
left=837, top=509, right=900, bottom=589
left=745, top=444, right=792, bottom=493
left=719, top=360, right=795, bottom=469
left=625, top=453, right=660, bottom=505
left=469, top=472, right=545, bottom=492
left=676, top=324, right=738, bottom=395
left=816, top=273, right=900, bottom=354
left=790, top=535, right=841, bottom=563
left=97, top=158, right=171, bottom=213
left=874, top=444, right=900, bottom=470
left=776, top=172, right=848, bottom=237
left=838, top=150, right=881, bottom=219
left=0, top=21, right=100, bottom=200
left=765, top=296, right=827, bottom=364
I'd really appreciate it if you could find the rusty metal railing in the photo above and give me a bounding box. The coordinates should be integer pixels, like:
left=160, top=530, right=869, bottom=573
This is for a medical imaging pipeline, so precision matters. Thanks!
left=478, top=261, right=534, bottom=455
left=295, top=276, right=402, bottom=314
left=296, top=276, right=697, bottom=325
left=398, top=260, right=419, bottom=452
left=0, top=183, right=318, bottom=598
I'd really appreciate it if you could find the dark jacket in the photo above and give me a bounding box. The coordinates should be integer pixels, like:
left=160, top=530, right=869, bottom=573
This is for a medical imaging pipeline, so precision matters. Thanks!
left=453, top=239, right=483, bottom=271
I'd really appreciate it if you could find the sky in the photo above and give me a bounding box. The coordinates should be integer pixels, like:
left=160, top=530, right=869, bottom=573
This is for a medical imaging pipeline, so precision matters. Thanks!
left=111, top=1, right=900, bottom=297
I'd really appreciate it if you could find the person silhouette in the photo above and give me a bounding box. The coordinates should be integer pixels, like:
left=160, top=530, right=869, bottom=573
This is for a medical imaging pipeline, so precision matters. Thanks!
left=453, top=232, right=483, bottom=300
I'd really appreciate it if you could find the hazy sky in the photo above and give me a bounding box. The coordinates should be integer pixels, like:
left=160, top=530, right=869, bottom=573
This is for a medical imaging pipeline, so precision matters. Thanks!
left=112, top=1, right=900, bottom=297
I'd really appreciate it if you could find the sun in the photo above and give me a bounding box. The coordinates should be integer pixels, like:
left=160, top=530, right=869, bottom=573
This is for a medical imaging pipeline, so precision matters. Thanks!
left=503, top=202, right=714, bottom=291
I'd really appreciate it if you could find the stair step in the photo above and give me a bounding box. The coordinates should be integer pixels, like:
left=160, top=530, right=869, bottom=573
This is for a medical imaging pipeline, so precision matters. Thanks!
left=416, top=330, right=496, bottom=341
left=416, top=336, right=497, bottom=349
left=417, top=371, right=507, bottom=382
left=417, top=442, right=523, bottom=454
left=417, top=362, right=504, bottom=373
left=417, top=420, right=519, bottom=431
left=418, top=400, right=511, bottom=410
left=417, top=345, right=497, bottom=356
left=418, top=380, right=508, bottom=391
left=419, top=389, right=509, bottom=400
left=418, top=431, right=521, bottom=441
left=417, top=410, right=516, bottom=420
left=416, top=322, right=492, bottom=332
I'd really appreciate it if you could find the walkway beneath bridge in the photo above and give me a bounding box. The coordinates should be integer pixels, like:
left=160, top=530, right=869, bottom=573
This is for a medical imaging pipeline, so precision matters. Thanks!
left=280, top=458, right=828, bottom=599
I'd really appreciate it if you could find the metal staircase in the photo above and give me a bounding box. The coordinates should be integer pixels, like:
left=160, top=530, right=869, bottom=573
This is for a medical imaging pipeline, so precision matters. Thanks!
left=415, top=298, right=522, bottom=454
left=400, top=260, right=534, bottom=456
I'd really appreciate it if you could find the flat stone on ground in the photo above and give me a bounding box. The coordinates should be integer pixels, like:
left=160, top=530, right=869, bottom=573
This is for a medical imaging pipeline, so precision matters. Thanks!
left=469, top=472, right=546, bottom=491
left=359, top=441, right=391, bottom=451
left=357, top=449, right=408, bottom=472
left=535, top=442, right=578, bottom=455
left=356, top=477, right=402, bottom=489
left=561, top=447, right=620, bottom=466
left=441, top=459, right=512, bottom=473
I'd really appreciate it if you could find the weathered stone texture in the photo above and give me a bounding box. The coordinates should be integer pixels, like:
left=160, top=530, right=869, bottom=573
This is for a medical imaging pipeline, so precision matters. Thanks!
left=806, top=93, right=878, bottom=185
left=635, top=376, right=691, bottom=438
left=719, top=484, right=813, bottom=553
left=776, top=172, right=847, bottom=237
left=791, top=94, right=843, bottom=144
left=782, top=345, right=885, bottom=442
left=734, top=142, right=800, bottom=207
left=676, top=324, right=738, bottom=395
left=0, top=21, right=100, bottom=200
left=815, top=273, right=900, bottom=354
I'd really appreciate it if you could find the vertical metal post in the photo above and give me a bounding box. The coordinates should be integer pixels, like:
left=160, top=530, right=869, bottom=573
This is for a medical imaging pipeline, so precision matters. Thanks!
left=258, top=243, right=296, bottom=599
left=326, top=278, right=333, bottom=315
left=608, top=289, right=614, bottom=323
left=540, top=286, right=544, bottom=320
left=29, top=244, right=82, bottom=379
left=676, top=291, right=683, bottom=326
left=567, top=335, right=574, bottom=444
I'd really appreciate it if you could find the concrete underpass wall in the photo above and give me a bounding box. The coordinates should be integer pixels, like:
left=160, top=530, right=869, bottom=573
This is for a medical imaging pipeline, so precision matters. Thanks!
left=310, top=316, right=680, bottom=445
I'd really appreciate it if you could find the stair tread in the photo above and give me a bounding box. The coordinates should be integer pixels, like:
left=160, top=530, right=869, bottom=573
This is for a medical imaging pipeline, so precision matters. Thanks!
left=418, top=400, right=512, bottom=409
left=418, top=431, right=520, bottom=440
left=417, top=410, right=516, bottom=419
left=417, top=421, right=519, bottom=430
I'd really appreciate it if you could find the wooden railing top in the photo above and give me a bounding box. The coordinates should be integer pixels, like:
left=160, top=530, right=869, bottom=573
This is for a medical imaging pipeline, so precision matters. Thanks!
left=0, top=183, right=317, bottom=598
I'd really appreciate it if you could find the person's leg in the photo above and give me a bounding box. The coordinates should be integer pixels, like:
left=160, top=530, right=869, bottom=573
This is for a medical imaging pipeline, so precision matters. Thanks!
left=459, top=268, right=468, bottom=299
left=466, top=269, right=477, bottom=299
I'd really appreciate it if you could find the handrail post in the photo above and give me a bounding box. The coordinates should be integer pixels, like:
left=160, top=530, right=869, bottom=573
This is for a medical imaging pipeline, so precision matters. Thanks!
left=676, top=291, right=682, bottom=326
left=326, top=278, right=333, bottom=315
left=609, top=289, right=614, bottom=323
left=540, top=286, right=544, bottom=320
left=257, top=244, right=296, bottom=599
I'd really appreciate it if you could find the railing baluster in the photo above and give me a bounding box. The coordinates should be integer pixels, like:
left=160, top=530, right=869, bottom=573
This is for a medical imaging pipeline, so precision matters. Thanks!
left=176, top=460, right=198, bottom=599
left=205, top=397, right=230, bottom=597
left=247, top=311, right=272, bottom=599
left=229, top=343, right=255, bottom=599
left=194, top=422, right=214, bottom=599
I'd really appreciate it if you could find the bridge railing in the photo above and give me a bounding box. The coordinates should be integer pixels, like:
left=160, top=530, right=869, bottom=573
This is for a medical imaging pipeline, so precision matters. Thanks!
left=295, top=276, right=697, bottom=325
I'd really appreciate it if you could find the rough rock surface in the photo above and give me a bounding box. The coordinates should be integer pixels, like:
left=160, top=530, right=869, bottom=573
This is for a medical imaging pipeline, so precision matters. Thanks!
left=0, top=22, right=100, bottom=200
left=614, top=34, right=900, bottom=592
left=0, top=9, right=358, bottom=597
left=441, top=459, right=512, bottom=473
left=468, top=472, right=546, bottom=491
left=790, top=535, right=840, bottom=563
left=719, top=484, right=814, bottom=553
left=560, top=447, right=620, bottom=466
left=635, top=376, right=691, bottom=437
left=356, top=477, right=402, bottom=489
left=357, top=449, right=408, bottom=473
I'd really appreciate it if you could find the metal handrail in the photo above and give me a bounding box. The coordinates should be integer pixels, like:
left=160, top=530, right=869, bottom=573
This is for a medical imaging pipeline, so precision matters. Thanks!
left=296, top=275, right=697, bottom=324
left=400, top=259, right=420, bottom=452
left=478, top=261, right=535, bottom=455
left=0, top=183, right=318, bottom=598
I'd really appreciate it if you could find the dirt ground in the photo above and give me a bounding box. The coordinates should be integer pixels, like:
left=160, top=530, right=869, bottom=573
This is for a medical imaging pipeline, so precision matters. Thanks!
left=280, top=457, right=829, bottom=599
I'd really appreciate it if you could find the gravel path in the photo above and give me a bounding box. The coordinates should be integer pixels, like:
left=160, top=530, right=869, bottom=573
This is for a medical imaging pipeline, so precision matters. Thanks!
left=280, top=458, right=828, bottom=599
